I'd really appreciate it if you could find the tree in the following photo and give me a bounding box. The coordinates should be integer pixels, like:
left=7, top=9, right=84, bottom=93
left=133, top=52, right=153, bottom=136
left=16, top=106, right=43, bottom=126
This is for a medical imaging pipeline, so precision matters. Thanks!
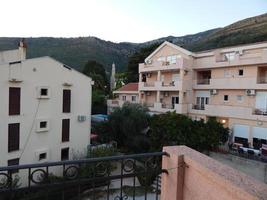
left=82, top=60, right=109, bottom=114
left=96, top=103, right=151, bottom=153
left=149, top=112, right=229, bottom=152
left=82, top=60, right=109, bottom=92
left=127, top=43, right=160, bottom=82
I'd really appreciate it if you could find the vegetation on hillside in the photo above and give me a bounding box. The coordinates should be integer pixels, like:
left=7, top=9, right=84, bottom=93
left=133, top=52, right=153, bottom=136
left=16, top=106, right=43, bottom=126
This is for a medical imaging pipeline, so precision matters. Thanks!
left=0, top=13, right=266, bottom=72
left=127, top=43, right=160, bottom=82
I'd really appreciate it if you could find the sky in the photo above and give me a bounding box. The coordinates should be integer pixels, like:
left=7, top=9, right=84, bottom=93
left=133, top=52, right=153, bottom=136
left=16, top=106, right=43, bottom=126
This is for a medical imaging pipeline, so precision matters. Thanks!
left=1, top=0, right=266, bottom=43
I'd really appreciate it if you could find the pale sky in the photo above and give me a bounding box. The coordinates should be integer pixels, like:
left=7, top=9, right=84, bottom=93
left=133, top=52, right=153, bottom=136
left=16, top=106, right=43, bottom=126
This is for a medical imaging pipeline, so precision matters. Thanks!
left=1, top=0, right=266, bottom=43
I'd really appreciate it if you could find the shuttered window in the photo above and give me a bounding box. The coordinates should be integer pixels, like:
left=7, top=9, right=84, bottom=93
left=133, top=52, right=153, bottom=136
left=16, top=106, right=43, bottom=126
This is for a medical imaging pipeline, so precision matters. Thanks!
left=8, top=123, right=20, bottom=152
left=63, top=90, right=71, bottom=113
left=62, top=119, right=70, bottom=142
left=61, top=148, right=69, bottom=161
left=8, top=158, right=19, bottom=173
left=9, top=87, right=21, bottom=115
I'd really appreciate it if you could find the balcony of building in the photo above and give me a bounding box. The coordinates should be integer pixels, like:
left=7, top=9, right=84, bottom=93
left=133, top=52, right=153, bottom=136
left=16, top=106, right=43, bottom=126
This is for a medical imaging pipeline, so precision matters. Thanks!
left=257, top=66, right=267, bottom=85
left=107, top=99, right=124, bottom=108
left=194, top=70, right=211, bottom=87
left=139, top=57, right=191, bottom=73
left=194, top=47, right=267, bottom=69
left=0, top=146, right=266, bottom=200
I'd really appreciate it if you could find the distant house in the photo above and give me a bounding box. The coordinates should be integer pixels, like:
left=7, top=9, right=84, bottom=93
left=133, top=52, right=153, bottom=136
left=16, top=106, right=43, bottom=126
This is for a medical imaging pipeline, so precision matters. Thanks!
left=0, top=40, right=93, bottom=184
left=107, top=82, right=139, bottom=114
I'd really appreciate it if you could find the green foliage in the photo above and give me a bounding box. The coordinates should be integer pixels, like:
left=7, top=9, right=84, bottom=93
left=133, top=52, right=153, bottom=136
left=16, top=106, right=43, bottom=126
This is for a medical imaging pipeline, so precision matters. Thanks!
left=96, top=103, right=151, bottom=153
left=149, top=112, right=229, bottom=152
left=83, top=60, right=109, bottom=92
left=108, top=103, right=150, bottom=150
left=127, top=43, right=160, bottom=82
left=135, top=165, right=157, bottom=187
left=82, top=60, right=109, bottom=114
left=114, top=72, right=127, bottom=90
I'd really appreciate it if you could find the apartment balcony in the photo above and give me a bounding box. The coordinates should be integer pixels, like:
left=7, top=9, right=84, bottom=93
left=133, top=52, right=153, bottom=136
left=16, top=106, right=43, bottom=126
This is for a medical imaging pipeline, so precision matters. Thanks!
left=107, top=99, right=124, bottom=108
left=195, top=48, right=267, bottom=69
left=189, top=104, right=267, bottom=121
left=193, top=77, right=267, bottom=90
left=148, top=102, right=188, bottom=114
left=139, top=81, right=183, bottom=91
left=253, top=108, right=267, bottom=116
left=1, top=146, right=266, bottom=200
left=139, top=58, right=191, bottom=73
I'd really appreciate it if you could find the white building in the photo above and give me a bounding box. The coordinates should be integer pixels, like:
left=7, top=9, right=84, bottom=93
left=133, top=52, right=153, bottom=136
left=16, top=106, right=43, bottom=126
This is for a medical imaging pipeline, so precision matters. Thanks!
left=0, top=41, right=93, bottom=173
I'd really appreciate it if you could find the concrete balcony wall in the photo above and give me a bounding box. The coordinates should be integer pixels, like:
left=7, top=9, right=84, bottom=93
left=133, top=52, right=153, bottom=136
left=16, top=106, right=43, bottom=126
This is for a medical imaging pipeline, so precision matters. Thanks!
left=107, top=99, right=124, bottom=108
left=161, top=146, right=267, bottom=200
left=194, top=49, right=267, bottom=69
left=139, top=58, right=189, bottom=73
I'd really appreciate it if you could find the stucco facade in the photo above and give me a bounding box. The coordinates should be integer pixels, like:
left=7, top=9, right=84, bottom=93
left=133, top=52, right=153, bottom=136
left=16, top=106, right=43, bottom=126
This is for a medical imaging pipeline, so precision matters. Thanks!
left=0, top=44, right=92, bottom=184
left=138, top=41, right=267, bottom=149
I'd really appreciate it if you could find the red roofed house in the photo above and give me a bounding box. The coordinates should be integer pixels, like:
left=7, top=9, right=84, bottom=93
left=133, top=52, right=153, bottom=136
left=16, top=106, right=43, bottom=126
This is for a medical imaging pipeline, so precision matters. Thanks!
left=107, top=83, right=139, bottom=114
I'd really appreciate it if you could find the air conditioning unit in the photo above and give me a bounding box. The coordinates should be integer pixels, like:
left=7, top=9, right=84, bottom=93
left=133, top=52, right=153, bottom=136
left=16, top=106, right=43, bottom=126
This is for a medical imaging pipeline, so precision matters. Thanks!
left=146, top=91, right=151, bottom=96
left=164, top=92, right=169, bottom=97
left=210, top=89, right=218, bottom=95
left=146, top=60, right=152, bottom=64
left=147, top=73, right=152, bottom=78
left=246, top=89, right=256, bottom=96
left=78, top=115, right=86, bottom=122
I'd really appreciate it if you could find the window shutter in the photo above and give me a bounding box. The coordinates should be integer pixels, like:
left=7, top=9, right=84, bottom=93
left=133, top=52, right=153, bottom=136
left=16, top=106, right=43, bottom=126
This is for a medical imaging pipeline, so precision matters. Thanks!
left=8, top=123, right=20, bottom=152
left=63, top=90, right=71, bottom=113
left=9, top=87, right=21, bottom=115
left=62, top=119, right=70, bottom=142
left=8, top=158, right=19, bottom=173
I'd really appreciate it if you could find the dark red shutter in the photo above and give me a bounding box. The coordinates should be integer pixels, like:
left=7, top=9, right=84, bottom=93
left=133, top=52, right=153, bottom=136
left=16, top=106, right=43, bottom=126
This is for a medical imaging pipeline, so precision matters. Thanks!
left=62, top=119, right=70, bottom=142
left=63, top=90, right=71, bottom=113
left=61, top=148, right=69, bottom=161
left=8, top=158, right=19, bottom=173
left=9, top=87, right=21, bottom=115
left=8, top=123, right=20, bottom=152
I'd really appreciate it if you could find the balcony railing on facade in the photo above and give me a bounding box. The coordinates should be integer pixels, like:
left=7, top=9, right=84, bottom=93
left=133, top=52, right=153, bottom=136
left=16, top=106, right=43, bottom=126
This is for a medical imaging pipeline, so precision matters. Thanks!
left=162, top=103, right=174, bottom=109
left=257, top=76, right=267, bottom=84
left=0, top=152, right=167, bottom=200
left=192, top=104, right=205, bottom=110
left=253, top=108, right=267, bottom=116
left=196, top=78, right=210, bottom=85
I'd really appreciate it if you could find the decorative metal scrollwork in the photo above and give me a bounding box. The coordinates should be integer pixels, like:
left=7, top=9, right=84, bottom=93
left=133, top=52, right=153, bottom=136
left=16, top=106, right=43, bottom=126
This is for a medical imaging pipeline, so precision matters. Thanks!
left=95, top=162, right=109, bottom=177
left=145, top=157, right=158, bottom=170
left=123, top=159, right=135, bottom=173
left=114, top=194, right=128, bottom=200
left=0, top=173, right=12, bottom=189
left=64, top=165, right=79, bottom=180
left=29, top=169, right=48, bottom=184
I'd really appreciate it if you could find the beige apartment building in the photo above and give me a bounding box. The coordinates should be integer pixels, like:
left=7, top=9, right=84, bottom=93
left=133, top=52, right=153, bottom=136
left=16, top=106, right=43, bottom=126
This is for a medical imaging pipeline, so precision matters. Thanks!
left=109, top=41, right=267, bottom=150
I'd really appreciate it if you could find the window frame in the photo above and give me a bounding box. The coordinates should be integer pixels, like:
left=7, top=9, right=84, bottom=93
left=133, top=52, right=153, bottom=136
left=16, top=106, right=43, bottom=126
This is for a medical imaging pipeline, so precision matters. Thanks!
left=224, top=95, right=229, bottom=102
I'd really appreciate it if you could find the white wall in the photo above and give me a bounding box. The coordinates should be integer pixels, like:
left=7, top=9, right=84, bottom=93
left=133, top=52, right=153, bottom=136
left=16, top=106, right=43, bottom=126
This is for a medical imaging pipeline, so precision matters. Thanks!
left=0, top=56, right=92, bottom=169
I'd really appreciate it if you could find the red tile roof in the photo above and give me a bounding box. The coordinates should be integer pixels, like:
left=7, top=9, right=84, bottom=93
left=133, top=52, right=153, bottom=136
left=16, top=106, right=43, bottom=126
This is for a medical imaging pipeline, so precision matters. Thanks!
left=116, top=83, right=138, bottom=92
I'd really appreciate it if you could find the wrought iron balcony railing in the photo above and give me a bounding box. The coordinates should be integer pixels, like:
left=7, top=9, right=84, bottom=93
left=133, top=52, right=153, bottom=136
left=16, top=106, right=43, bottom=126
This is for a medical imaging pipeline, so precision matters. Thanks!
left=0, top=152, right=168, bottom=200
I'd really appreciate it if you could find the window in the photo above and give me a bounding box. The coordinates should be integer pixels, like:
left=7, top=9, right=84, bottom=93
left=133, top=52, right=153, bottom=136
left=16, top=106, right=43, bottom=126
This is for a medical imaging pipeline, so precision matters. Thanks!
left=167, top=55, right=177, bottom=64
left=63, top=89, right=71, bottom=113
left=224, top=95, right=229, bottom=102
left=237, top=95, right=244, bottom=102
left=39, top=153, right=47, bottom=161
left=41, top=88, right=48, bottom=96
left=238, top=69, right=244, bottom=76
left=61, top=148, right=69, bottom=161
left=132, top=96, right=136, bottom=102
left=40, top=121, right=47, bottom=129
left=62, top=119, right=70, bottom=142
left=8, top=123, right=20, bottom=152
left=36, top=119, right=49, bottom=132
left=122, top=96, right=126, bottom=101
left=37, top=87, right=50, bottom=99
left=224, top=52, right=235, bottom=61
left=9, top=87, right=20, bottom=115
left=8, top=158, right=19, bottom=173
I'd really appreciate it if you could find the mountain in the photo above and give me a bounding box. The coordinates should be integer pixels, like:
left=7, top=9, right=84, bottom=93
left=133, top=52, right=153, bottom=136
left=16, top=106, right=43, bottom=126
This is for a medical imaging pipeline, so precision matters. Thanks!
left=0, top=13, right=266, bottom=72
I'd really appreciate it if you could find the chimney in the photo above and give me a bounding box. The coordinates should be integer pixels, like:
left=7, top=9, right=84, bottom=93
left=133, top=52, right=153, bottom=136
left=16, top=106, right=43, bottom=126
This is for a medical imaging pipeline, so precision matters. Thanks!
left=18, top=38, right=27, bottom=60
